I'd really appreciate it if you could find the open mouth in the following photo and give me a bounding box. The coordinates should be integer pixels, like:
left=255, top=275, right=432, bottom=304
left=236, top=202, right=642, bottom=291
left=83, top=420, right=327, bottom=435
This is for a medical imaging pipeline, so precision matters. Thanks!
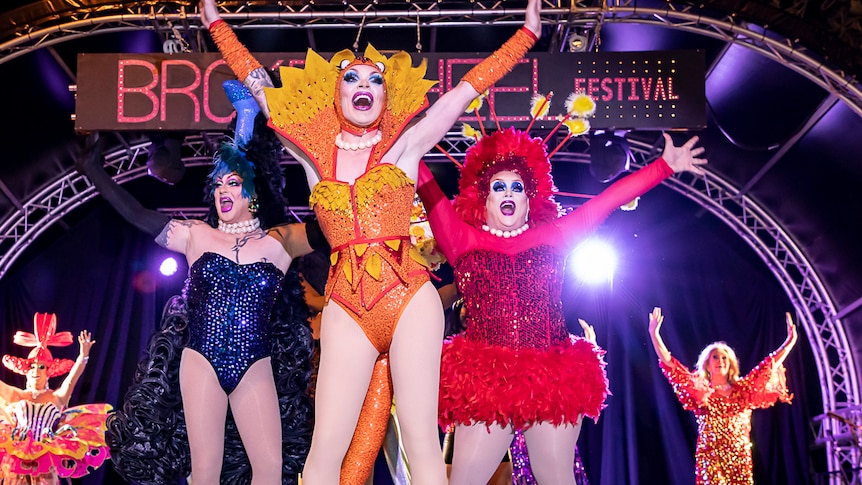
left=219, top=196, right=234, bottom=213
left=500, top=201, right=516, bottom=216
left=352, top=92, right=373, bottom=111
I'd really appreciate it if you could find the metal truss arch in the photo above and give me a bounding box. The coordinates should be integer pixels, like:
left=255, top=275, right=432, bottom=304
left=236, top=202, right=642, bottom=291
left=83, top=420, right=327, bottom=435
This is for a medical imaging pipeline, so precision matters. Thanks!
left=1, top=3, right=860, bottom=116
left=0, top=129, right=857, bottom=478
left=429, top=131, right=860, bottom=478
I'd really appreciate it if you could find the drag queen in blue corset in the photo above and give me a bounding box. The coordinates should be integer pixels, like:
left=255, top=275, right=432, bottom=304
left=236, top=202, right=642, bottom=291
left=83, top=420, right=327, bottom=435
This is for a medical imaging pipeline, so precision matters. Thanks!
left=79, top=83, right=328, bottom=484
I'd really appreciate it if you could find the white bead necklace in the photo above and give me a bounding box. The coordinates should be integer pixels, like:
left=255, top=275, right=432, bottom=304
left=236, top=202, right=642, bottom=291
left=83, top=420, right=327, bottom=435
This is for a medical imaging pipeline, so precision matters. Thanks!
left=481, top=223, right=529, bottom=238
left=218, top=218, right=261, bottom=235
left=335, top=131, right=383, bottom=151
left=27, top=386, right=50, bottom=399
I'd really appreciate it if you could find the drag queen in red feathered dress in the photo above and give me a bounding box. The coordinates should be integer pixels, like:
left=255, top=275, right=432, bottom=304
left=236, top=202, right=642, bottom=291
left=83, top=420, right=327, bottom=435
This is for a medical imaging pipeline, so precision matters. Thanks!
left=416, top=124, right=707, bottom=484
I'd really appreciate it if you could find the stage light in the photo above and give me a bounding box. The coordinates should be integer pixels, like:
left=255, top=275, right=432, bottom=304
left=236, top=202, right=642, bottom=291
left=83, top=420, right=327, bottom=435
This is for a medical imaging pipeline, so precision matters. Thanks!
left=159, top=257, right=179, bottom=277
left=567, top=33, right=588, bottom=53
left=590, top=131, right=631, bottom=183
left=570, top=240, right=617, bottom=284
left=147, top=133, right=185, bottom=184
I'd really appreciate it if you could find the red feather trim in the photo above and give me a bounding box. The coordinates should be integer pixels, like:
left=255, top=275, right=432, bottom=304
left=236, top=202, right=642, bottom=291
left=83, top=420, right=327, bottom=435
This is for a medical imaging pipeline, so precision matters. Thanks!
left=438, top=334, right=609, bottom=430
left=453, top=127, right=562, bottom=229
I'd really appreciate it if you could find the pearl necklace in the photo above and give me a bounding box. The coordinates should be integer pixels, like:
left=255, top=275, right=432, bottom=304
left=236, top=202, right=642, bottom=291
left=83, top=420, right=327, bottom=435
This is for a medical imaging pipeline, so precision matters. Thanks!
left=481, top=223, right=529, bottom=238
left=335, top=132, right=383, bottom=151
left=27, top=386, right=50, bottom=399
left=218, top=218, right=260, bottom=235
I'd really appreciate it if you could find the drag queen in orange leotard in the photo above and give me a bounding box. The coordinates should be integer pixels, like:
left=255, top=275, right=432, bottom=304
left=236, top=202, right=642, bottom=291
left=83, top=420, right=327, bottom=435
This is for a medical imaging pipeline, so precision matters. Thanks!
left=199, top=0, right=541, bottom=482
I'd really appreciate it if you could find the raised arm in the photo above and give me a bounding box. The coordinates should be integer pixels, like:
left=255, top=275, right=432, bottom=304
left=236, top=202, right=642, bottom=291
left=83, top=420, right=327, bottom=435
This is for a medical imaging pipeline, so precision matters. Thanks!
left=78, top=134, right=193, bottom=254
left=554, top=135, right=705, bottom=249
left=415, top=162, right=474, bottom=262
left=649, top=307, right=672, bottom=364
left=660, top=133, right=708, bottom=175
left=578, top=318, right=597, bottom=345
left=772, top=312, right=798, bottom=366
left=199, top=0, right=274, bottom=118
left=53, top=330, right=94, bottom=408
left=394, top=0, right=541, bottom=170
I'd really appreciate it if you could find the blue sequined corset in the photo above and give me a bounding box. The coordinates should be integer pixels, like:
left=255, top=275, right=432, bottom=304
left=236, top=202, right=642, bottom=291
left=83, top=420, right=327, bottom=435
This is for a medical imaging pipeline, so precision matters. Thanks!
left=185, top=252, right=284, bottom=393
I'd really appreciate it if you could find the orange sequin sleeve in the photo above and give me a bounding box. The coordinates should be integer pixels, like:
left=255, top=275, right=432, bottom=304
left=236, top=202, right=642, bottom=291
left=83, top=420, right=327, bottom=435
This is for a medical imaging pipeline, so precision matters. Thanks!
left=208, top=19, right=263, bottom=82
left=659, top=356, right=710, bottom=411
left=460, top=27, right=537, bottom=94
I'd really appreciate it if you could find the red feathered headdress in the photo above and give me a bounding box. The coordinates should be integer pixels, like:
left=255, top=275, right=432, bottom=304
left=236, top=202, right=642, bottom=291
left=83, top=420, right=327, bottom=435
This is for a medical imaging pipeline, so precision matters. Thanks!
left=453, top=127, right=562, bottom=229
left=2, top=313, right=75, bottom=377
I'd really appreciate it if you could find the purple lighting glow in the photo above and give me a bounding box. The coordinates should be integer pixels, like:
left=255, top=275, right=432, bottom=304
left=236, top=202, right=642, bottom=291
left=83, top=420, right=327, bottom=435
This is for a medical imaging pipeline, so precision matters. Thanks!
left=159, top=257, right=178, bottom=276
left=570, top=240, right=617, bottom=284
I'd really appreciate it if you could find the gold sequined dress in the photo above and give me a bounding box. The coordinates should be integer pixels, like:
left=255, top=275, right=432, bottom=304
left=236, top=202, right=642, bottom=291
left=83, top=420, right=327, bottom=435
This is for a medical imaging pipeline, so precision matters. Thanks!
left=660, top=354, right=792, bottom=485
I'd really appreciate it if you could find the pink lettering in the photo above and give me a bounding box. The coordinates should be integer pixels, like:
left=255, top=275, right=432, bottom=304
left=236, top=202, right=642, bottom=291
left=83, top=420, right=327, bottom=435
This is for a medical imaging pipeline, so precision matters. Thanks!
left=117, top=60, right=159, bottom=123
left=203, top=60, right=233, bottom=124
left=627, top=78, right=640, bottom=101
left=160, top=60, right=201, bottom=122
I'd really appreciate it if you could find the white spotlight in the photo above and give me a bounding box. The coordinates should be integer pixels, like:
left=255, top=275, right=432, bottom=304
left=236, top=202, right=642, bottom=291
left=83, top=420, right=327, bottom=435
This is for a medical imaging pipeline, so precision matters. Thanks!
left=570, top=240, right=617, bottom=284
left=159, top=257, right=179, bottom=276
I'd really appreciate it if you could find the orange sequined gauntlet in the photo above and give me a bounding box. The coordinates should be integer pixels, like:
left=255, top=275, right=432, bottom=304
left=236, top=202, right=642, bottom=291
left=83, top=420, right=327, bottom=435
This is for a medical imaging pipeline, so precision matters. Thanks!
left=461, top=27, right=538, bottom=93
left=208, top=19, right=263, bottom=82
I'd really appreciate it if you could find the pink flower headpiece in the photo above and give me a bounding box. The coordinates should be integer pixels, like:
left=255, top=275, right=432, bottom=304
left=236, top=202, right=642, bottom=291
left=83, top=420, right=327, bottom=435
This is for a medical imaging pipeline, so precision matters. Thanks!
left=2, top=313, right=75, bottom=377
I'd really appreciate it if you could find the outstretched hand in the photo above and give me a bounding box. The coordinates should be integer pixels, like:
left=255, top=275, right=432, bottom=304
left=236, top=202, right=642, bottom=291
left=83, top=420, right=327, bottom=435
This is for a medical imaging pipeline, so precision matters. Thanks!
left=785, top=312, right=798, bottom=349
left=661, top=133, right=708, bottom=175
left=648, top=307, right=664, bottom=337
left=198, top=0, right=221, bottom=28
left=78, top=330, right=95, bottom=357
left=524, top=0, right=542, bottom=37
left=578, top=319, right=596, bottom=344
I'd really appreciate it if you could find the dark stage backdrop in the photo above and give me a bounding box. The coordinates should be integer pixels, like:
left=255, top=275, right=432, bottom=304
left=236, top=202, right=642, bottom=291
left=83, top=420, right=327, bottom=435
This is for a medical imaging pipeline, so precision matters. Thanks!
left=0, top=181, right=821, bottom=484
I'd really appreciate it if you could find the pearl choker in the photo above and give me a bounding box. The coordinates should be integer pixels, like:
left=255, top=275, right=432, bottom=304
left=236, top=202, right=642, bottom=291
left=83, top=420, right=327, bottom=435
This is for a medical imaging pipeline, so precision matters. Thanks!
left=335, top=132, right=383, bottom=151
left=28, top=386, right=50, bottom=399
left=218, top=218, right=261, bottom=235
left=481, top=223, right=529, bottom=238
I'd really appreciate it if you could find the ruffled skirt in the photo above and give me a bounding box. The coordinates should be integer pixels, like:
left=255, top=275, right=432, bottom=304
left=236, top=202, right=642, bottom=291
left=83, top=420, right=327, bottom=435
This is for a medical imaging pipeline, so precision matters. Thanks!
left=439, top=335, right=608, bottom=429
left=0, top=403, right=111, bottom=479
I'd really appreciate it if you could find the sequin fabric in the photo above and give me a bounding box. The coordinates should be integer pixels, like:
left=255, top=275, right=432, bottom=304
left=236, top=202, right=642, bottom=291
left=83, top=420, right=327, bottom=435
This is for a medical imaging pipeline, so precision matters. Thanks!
left=456, top=247, right=568, bottom=350
left=414, top=159, right=677, bottom=429
left=311, top=164, right=427, bottom=485
left=185, top=252, right=284, bottom=393
left=310, top=164, right=429, bottom=353
left=510, top=430, right=590, bottom=485
left=660, top=354, right=792, bottom=485
left=461, top=28, right=538, bottom=95
left=266, top=45, right=435, bottom=184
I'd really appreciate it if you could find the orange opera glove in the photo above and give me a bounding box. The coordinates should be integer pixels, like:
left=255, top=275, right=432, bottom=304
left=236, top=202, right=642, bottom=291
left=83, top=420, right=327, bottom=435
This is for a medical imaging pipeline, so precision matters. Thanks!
left=461, top=27, right=538, bottom=94
left=208, top=19, right=263, bottom=82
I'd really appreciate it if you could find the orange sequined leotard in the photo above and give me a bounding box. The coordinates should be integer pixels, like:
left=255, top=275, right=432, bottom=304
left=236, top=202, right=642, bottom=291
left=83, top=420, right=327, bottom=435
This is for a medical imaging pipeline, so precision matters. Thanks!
left=660, top=354, right=792, bottom=485
left=265, top=45, right=437, bottom=484
left=308, top=162, right=429, bottom=351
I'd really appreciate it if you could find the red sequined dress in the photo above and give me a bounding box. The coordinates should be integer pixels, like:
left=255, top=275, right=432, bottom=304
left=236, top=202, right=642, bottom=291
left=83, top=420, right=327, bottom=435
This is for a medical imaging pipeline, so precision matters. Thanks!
left=659, top=354, right=792, bottom=485
left=417, top=158, right=674, bottom=428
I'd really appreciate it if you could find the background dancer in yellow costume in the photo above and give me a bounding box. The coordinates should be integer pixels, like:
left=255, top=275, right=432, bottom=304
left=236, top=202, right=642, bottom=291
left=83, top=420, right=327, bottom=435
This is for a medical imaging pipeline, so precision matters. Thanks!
left=199, top=0, right=541, bottom=483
